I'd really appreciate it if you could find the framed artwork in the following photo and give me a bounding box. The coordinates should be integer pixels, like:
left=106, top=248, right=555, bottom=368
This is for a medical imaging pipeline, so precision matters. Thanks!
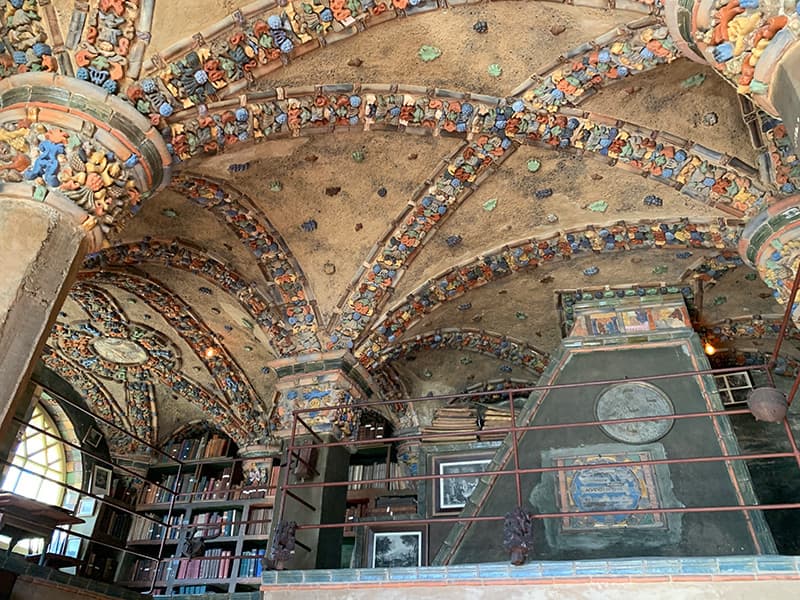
left=62, top=489, right=79, bottom=512
left=65, top=536, right=82, bottom=558
left=433, top=455, right=492, bottom=514
left=82, top=427, right=103, bottom=449
left=369, top=530, right=423, bottom=568
left=76, top=496, right=96, bottom=517
left=91, top=465, right=112, bottom=497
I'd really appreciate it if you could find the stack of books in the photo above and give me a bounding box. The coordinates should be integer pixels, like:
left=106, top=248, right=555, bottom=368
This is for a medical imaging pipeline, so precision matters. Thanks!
left=421, top=406, right=479, bottom=443
left=478, top=404, right=514, bottom=440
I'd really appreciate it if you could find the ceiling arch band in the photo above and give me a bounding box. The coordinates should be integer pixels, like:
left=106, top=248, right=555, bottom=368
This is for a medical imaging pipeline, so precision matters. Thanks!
left=83, top=237, right=290, bottom=359
left=76, top=271, right=264, bottom=444
left=357, top=218, right=744, bottom=364
left=169, top=174, right=323, bottom=354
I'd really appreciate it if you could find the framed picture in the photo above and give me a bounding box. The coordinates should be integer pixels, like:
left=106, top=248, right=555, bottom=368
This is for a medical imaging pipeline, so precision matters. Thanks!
left=76, top=496, right=96, bottom=517
left=91, top=465, right=112, bottom=497
left=82, top=427, right=103, bottom=449
left=62, top=489, right=79, bottom=512
left=431, top=453, right=493, bottom=514
left=369, top=530, right=423, bottom=568
left=65, top=536, right=82, bottom=558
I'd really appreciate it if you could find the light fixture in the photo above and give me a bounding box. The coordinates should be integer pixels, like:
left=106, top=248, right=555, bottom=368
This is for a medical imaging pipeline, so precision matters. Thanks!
left=204, top=347, right=218, bottom=359
left=704, top=342, right=716, bottom=356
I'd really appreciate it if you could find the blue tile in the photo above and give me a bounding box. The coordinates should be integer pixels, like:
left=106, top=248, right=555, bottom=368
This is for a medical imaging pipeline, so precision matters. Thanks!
left=540, top=561, right=576, bottom=578
left=444, top=565, right=481, bottom=580
left=304, top=569, right=333, bottom=583
left=274, top=570, right=305, bottom=584
left=574, top=560, right=610, bottom=576
left=477, top=563, right=511, bottom=579
left=415, top=566, right=448, bottom=581
left=261, top=571, right=279, bottom=585
left=717, top=557, right=757, bottom=573
left=644, top=559, right=682, bottom=575
left=756, top=556, right=798, bottom=573
left=358, top=568, right=389, bottom=582
left=679, top=557, right=718, bottom=575
left=606, top=559, right=646, bottom=575
left=511, top=563, right=542, bottom=578
left=389, top=567, right=420, bottom=581
left=329, top=569, right=358, bottom=582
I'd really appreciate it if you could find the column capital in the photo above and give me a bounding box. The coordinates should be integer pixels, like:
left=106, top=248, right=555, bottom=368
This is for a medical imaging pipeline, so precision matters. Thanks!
left=0, top=73, right=172, bottom=250
left=740, top=195, right=800, bottom=317
left=267, top=350, right=386, bottom=437
left=665, top=0, right=800, bottom=116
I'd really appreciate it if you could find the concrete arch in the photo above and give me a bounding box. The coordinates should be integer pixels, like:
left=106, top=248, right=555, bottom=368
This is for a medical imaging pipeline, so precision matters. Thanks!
left=77, top=271, right=264, bottom=445
left=369, top=327, right=550, bottom=375
left=159, top=83, right=766, bottom=352
left=40, top=347, right=138, bottom=454
left=83, top=237, right=293, bottom=358
left=356, top=218, right=743, bottom=363
left=169, top=174, right=322, bottom=354
left=132, top=0, right=657, bottom=116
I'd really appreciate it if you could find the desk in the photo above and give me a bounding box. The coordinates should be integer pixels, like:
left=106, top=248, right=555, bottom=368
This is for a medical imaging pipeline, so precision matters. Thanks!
left=0, top=493, right=83, bottom=565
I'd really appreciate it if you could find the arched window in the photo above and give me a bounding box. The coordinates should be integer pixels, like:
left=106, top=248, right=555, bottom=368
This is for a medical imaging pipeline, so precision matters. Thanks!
left=1, top=405, right=67, bottom=506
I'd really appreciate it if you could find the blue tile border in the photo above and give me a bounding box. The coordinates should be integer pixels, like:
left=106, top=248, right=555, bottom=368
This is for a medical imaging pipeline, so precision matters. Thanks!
left=265, top=555, right=800, bottom=587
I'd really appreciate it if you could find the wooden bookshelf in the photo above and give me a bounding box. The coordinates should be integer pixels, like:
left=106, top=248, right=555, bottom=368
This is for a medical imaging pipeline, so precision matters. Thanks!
left=120, top=432, right=280, bottom=594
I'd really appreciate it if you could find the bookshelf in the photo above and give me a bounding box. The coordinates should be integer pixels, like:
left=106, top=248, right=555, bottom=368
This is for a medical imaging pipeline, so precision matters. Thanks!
left=119, top=431, right=280, bottom=594
left=344, top=415, right=418, bottom=537
left=80, top=477, right=138, bottom=583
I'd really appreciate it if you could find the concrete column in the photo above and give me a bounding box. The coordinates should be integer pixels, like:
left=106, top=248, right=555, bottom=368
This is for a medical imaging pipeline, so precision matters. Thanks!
left=0, top=196, right=87, bottom=453
left=666, top=0, right=800, bottom=147
left=265, top=351, right=389, bottom=569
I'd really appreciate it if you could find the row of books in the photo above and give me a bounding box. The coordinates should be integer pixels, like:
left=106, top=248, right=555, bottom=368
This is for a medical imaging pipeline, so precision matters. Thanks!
left=238, top=548, right=265, bottom=578
left=245, top=506, right=273, bottom=536
left=355, top=421, right=386, bottom=440
left=159, top=435, right=231, bottom=463
left=127, top=558, right=166, bottom=583
left=83, top=552, right=118, bottom=582
left=175, top=586, right=207, bottom=594
left=128, top=512, right=182, bottom=542
left=95, top=506, right=132, bottom=541
left=193, top=469, right=234, bottom=501
left=421, top=406, right=479, bottom=443
left=347, top=461, right=412, bottom=491
left=191, top=509, right=240, bottom=537
left=138, top=467, right=243, bottom=505
left=176, top=548, right=233, bottom=580
left=138, top=473, right=197, bottom=504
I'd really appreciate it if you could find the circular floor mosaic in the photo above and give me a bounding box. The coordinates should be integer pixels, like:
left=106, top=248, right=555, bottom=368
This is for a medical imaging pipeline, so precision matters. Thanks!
left=595, top=382, right=675, bottom=444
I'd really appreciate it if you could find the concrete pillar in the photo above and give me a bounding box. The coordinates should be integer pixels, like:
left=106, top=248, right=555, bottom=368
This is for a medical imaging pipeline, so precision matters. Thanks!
left=0, top=196, right=87, bottom=454
left=266, top=351, right=388, bottom=569
left=0, top=73, right=171, bottom=451
left=665, top=0, right=800, bottom=147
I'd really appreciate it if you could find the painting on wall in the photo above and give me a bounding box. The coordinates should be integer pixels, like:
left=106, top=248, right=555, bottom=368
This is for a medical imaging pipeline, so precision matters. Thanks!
left=431, top=454, right=493, bottom=514
left=370, top=531, right=423, bottom=568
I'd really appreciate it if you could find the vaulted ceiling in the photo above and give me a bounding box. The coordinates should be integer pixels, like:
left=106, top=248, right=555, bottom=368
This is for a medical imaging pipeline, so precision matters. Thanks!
left=27, top=0, right=799, bottom=452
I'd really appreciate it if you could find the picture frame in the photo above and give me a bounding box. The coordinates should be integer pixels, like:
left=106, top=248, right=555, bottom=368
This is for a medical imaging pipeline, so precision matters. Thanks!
left=82, top=427, right=103, bottom=449
left=65, top=536, right=82, bottom=558
left=76, top=496, right=96, bottom=517
left=90, top=465, right=112, bottom=497
left=369, top=530, right=423, bottom=568
left=428, top=449, right=498, bottom=516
